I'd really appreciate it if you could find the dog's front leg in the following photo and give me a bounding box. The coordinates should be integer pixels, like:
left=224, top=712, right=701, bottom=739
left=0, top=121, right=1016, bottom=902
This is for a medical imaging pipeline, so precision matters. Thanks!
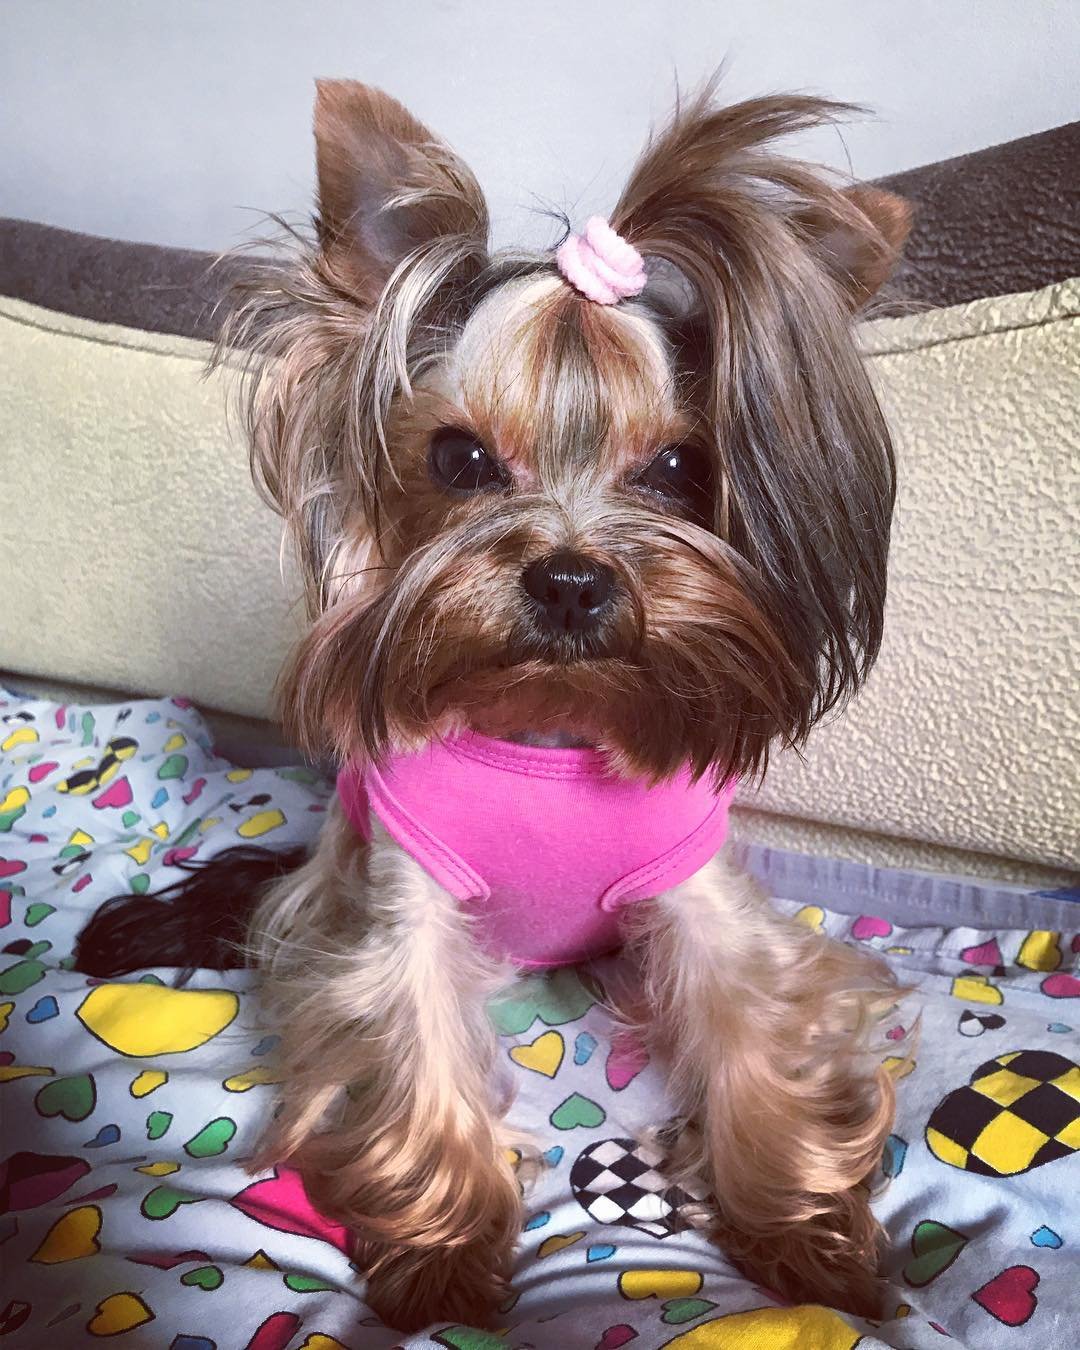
left=251, top=808, right=522, bottom=1332
left=626, top=848, right=900, bottom=1319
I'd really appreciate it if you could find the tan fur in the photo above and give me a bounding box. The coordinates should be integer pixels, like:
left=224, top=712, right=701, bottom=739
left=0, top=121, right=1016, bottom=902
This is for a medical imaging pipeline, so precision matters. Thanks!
left=620, top=848, right=905, bottom=1318
left=250, top=804, right=523, bottom=1330
left=217, top=79, right=913, bottom=1330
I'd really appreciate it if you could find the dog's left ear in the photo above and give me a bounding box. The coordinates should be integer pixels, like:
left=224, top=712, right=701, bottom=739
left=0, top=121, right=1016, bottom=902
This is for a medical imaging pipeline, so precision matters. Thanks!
left=314, top=79, right=489, bottom=303
left=799, top=185, right=912, bottom=308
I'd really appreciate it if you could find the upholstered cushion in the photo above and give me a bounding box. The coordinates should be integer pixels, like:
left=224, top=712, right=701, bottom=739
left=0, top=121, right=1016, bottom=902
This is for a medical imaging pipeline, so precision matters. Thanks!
left=747, top=279, right=1079, bottom=868
left=876, top=121, right=1080, bottom=313
left=0, top=298, right=302, bottom=718
left=4, top=123, right=1077, bottom=335
left=1, top=278, right=1076, bottom=868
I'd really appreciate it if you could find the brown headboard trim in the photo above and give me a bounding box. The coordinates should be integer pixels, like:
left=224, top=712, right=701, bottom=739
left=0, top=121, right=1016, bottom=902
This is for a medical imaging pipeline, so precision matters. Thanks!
left=0, top=216, right=257, bottom=342
left=2, top=122, right=1077, bottom=339
left=876, top=120, right=1079, bottom=313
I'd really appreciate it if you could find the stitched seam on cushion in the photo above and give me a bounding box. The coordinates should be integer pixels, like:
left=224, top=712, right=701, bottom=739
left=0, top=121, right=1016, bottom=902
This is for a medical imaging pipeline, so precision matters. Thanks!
left=863, top=308, right=1078, bottom=358
left=0, top=301, right=220, bottom=364
left=366, top=768, right=489, bottom=901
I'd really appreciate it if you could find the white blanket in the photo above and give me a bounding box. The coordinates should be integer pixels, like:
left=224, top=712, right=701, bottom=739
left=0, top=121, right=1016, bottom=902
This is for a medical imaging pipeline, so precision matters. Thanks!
left=1, top=691, right=1077, bottom=1348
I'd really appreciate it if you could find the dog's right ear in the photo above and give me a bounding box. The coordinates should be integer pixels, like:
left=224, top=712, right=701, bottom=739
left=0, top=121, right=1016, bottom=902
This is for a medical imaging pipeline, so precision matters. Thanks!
left=314, top=80, right=489, bottom=303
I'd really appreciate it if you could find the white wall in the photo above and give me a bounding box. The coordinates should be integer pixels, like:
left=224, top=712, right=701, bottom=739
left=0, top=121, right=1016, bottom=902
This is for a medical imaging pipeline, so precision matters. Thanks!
left=4, top=0, right=1078, bottom=253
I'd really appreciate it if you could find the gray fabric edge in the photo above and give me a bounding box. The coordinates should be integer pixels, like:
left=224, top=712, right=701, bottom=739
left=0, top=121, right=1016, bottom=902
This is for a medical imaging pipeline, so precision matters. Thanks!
left=736, top=841, right=1080, bottom=934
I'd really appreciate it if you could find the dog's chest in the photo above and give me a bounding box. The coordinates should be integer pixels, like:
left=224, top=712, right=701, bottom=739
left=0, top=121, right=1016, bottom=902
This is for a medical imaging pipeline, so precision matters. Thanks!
left=338, top=733, right=734, bottom=968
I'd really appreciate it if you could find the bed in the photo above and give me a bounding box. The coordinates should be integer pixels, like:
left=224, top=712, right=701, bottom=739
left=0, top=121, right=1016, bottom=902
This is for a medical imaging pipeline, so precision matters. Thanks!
left=1, top=123, right=1078, bottom=1348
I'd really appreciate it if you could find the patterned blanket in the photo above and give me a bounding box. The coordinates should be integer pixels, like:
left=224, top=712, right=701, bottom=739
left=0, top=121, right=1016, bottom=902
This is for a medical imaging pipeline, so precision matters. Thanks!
left=1, top=691, right=1077, bottom=1348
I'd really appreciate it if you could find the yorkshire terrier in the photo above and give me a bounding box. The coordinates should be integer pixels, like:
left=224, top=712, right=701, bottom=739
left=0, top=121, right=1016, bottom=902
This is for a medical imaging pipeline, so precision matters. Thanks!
left=76, top=78, right=911, bottom=1332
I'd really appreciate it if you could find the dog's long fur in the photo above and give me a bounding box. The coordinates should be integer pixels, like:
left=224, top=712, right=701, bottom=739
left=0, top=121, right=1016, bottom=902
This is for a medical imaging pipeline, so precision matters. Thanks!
left=250, top=807, right=523, bottom=1320
left=625, top=853, right=899, bottom=1313
left=76, top=77, right=911, bottom=1331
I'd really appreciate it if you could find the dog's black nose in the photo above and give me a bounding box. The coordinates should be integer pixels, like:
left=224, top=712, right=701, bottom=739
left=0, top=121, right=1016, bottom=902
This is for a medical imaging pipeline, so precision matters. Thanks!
left=522, top=552, right=615, bottom=634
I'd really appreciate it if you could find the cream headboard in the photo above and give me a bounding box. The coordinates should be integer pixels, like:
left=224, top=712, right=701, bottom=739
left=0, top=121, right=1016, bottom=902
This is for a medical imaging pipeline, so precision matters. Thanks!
left=0, top=300, right=301, bottom=719
left=1, top=279, right=1076, bottom=872
left=745, top=281, right=1079, bottom=870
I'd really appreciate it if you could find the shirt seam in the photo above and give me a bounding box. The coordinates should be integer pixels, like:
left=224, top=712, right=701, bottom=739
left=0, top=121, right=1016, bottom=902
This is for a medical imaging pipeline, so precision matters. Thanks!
left=603, top=788, right=734, bottom=907
left=366, top=768, right=490, bottom=901
left=451, top=740, right=610, bottom=780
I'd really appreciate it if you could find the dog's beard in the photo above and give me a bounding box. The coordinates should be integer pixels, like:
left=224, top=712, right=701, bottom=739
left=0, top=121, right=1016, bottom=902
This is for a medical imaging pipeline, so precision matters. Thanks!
left=279, top=505, right=812, bottom=785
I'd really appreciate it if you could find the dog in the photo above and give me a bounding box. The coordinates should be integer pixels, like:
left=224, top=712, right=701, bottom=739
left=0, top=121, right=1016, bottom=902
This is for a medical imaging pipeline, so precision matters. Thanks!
left=76, top=77, right=911, bottom=1332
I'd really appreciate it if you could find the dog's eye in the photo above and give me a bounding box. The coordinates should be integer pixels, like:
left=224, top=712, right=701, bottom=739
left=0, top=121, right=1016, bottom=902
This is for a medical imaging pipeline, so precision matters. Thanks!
left=428, top=428, right=507, bottom=494
left=635, top=443, right=714, bottom=526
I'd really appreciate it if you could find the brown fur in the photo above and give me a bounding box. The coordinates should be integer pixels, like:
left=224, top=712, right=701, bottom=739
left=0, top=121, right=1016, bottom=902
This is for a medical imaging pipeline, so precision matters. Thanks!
left=219, top=77, right=912, bottom=1330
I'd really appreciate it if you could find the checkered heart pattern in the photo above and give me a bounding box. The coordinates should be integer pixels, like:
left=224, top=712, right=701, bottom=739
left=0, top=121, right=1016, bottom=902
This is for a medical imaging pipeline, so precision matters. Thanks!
left=569, top=1136, right=707, bottom=1239
left=926, top=1050, right=1080, bottom=1176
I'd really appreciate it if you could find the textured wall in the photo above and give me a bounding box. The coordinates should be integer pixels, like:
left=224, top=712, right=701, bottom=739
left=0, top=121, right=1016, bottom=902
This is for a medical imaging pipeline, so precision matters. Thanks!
left=1, top=279, right=1077, bottom=866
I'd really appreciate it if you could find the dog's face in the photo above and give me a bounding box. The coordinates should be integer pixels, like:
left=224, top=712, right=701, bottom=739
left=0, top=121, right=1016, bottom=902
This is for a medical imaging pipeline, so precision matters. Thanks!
left=232, top=81, right=909, bottom=783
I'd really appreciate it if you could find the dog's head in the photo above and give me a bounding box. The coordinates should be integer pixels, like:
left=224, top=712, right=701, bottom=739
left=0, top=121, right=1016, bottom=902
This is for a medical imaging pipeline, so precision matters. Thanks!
left=230, top=80, right=909, bottom=784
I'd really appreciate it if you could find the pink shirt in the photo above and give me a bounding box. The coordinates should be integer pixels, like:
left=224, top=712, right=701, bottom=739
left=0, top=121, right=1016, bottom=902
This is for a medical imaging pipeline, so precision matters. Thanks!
left=337, top=733, right=735, bottom=969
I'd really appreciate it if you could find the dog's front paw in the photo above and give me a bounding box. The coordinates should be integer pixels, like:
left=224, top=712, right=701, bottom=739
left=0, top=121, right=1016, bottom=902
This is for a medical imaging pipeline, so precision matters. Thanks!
left=362, top=1241, right=511, bottom=1333
left=715, top=1211, right=887, bottom=1322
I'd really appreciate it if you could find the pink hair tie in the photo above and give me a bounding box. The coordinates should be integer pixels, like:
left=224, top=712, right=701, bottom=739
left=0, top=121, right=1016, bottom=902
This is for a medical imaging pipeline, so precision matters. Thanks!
left=556, top=216, right=647, bottom=305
